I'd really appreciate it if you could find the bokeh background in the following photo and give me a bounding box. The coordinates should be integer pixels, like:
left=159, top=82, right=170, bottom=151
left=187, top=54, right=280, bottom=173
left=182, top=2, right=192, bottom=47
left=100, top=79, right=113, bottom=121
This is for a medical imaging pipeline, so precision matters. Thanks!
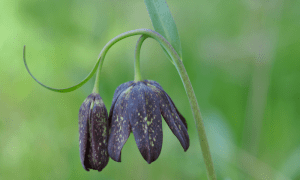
left=1, top=0, right=300, bottom=179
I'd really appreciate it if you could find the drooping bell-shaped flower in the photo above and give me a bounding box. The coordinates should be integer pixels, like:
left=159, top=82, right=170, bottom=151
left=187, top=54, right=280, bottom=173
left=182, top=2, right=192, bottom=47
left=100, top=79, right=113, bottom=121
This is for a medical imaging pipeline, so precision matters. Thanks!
left=78, top=93, right=109, bottom=171
left=108, top=80, right=189, bottom=164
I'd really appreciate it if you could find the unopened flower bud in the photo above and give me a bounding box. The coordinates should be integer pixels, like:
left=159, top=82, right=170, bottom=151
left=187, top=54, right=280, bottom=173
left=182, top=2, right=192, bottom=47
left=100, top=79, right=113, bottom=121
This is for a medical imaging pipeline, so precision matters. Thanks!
left=78, top=93, right=109, bottom=171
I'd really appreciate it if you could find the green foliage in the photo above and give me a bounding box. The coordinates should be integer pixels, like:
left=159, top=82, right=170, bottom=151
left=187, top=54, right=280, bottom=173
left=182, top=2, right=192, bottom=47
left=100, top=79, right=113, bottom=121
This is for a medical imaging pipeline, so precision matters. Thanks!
left=144, top=0, right=182, bottom=60
left=1, top=0, right=300, bottom=179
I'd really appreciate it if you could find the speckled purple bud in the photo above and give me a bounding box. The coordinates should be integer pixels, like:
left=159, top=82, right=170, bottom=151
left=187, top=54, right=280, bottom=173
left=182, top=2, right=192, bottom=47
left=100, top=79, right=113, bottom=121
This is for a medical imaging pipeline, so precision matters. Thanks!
left=78, top=93, right=109, bottom=171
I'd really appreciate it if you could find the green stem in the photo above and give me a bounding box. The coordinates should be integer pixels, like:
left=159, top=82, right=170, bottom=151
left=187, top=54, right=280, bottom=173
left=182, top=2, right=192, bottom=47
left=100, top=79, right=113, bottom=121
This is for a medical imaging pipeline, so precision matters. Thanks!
left=92, top=62, right=101, bottom=94
left=134, top=35, right=148, bottom=81
left=23, top=45, right=100, bottom=93
left=178, top=64, right=217, bottom=180
left=23, top=29, right=216, bottom=179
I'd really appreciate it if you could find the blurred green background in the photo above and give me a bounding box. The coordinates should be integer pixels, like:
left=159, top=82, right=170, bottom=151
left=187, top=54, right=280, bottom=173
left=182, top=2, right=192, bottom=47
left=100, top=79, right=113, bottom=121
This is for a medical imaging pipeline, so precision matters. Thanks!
left=1, top=0, right=300, bottom=179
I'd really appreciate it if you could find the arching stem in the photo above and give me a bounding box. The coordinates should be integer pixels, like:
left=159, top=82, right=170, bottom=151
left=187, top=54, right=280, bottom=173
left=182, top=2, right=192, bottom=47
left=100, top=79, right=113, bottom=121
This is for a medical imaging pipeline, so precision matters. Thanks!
left=134, top=35, right=148, bottom=81
left=92, top=62, right=101, bottom=94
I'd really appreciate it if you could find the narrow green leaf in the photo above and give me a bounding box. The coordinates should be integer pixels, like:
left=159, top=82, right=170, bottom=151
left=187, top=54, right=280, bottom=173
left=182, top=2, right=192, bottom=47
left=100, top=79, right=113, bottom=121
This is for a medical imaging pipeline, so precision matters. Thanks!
left=144, top=0, right=182, bottom=60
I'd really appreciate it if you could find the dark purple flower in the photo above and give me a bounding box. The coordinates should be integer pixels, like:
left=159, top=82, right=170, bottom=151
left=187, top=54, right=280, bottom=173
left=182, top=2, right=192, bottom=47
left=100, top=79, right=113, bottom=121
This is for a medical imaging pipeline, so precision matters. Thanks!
left=108, top=80, right=189, bottom=164
left=78, top=93, right=109, bottom=171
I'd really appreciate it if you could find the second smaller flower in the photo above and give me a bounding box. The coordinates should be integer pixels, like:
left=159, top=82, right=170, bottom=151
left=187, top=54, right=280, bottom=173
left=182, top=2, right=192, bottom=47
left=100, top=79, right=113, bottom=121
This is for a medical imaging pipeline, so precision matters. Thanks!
left=79, top=93, right=109, bottom=171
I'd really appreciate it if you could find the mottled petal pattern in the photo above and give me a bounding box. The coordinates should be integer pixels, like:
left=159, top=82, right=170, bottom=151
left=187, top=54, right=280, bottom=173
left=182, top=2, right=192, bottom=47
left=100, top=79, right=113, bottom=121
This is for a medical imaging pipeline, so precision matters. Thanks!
left=108, top=88, right=132, bottom=162
left=79, top=93, right=109, bottom=171
left=146, top=81, right=189, bottom=151
left=108, top=80, right=189, bottom=164
left=160, top=92, right=189, bottom=151
left=108, top=81, right=134, bottom=127
left=145, top=80, right=188, bottom=129
left=164, top=93, right=188, bottom=129
left=128, top=82, right=163, bottom=164
left=79, top=95, right=93, bottom=171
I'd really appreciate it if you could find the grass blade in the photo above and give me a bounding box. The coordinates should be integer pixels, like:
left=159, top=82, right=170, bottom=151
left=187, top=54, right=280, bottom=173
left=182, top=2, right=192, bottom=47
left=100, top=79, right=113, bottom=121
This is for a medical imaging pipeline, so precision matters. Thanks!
left=144, top=0, right=182, bottom=60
